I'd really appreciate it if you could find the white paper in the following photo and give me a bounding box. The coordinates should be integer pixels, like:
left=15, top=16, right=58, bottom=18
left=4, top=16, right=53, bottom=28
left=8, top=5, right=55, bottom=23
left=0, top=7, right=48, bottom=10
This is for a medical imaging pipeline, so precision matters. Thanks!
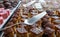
left=23, top=0, right=36, bottom=7
left=34, top=3, right=43, bottom=9
left=39, top=0, right=46, bottom=3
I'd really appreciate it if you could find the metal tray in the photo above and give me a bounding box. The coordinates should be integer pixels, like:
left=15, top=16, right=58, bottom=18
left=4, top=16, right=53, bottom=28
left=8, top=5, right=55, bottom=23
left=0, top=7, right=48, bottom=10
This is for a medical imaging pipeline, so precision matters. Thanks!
left=0, top=0, right=21, bottom=29
left=0, top=0, right=21, bottom=36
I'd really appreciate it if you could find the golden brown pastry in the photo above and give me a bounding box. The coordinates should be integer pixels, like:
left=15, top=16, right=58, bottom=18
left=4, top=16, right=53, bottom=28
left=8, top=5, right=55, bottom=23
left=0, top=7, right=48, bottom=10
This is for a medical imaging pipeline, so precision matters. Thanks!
left=4, top=28, right=14, bottom=37
left=43, top=15, right=51, bottom=22
left=41, top=18, right=50, bottom=29
left=44, top=27, right=55, bottom=37
left=56, top=30, right=60, bottom=37
left=53, top=19, right=60, bottom=25
left=53, top=11, right=59, bottom=15
left=51, top=16, right=59, bottom=23
left=55, top=25, right=60, bottom=32
left=44, top=21, right=55, bottom=29
left=36, top=20, right=42, bottom=27
left=58, top=12, right=60, bottom=17
left=6, top=22, right=17, bottom=34
left=16, top=27, right=27, bottom=37
left=58, top=10, right=60, bottom=17
left=30, top=27, right=44, bottom=37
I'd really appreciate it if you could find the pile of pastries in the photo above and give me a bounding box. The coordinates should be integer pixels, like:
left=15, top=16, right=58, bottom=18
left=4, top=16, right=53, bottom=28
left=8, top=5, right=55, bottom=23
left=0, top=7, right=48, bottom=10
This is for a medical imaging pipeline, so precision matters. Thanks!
left=0, top=0, right=18, bottom=9
left=2, top=5, right=60, bottom=37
